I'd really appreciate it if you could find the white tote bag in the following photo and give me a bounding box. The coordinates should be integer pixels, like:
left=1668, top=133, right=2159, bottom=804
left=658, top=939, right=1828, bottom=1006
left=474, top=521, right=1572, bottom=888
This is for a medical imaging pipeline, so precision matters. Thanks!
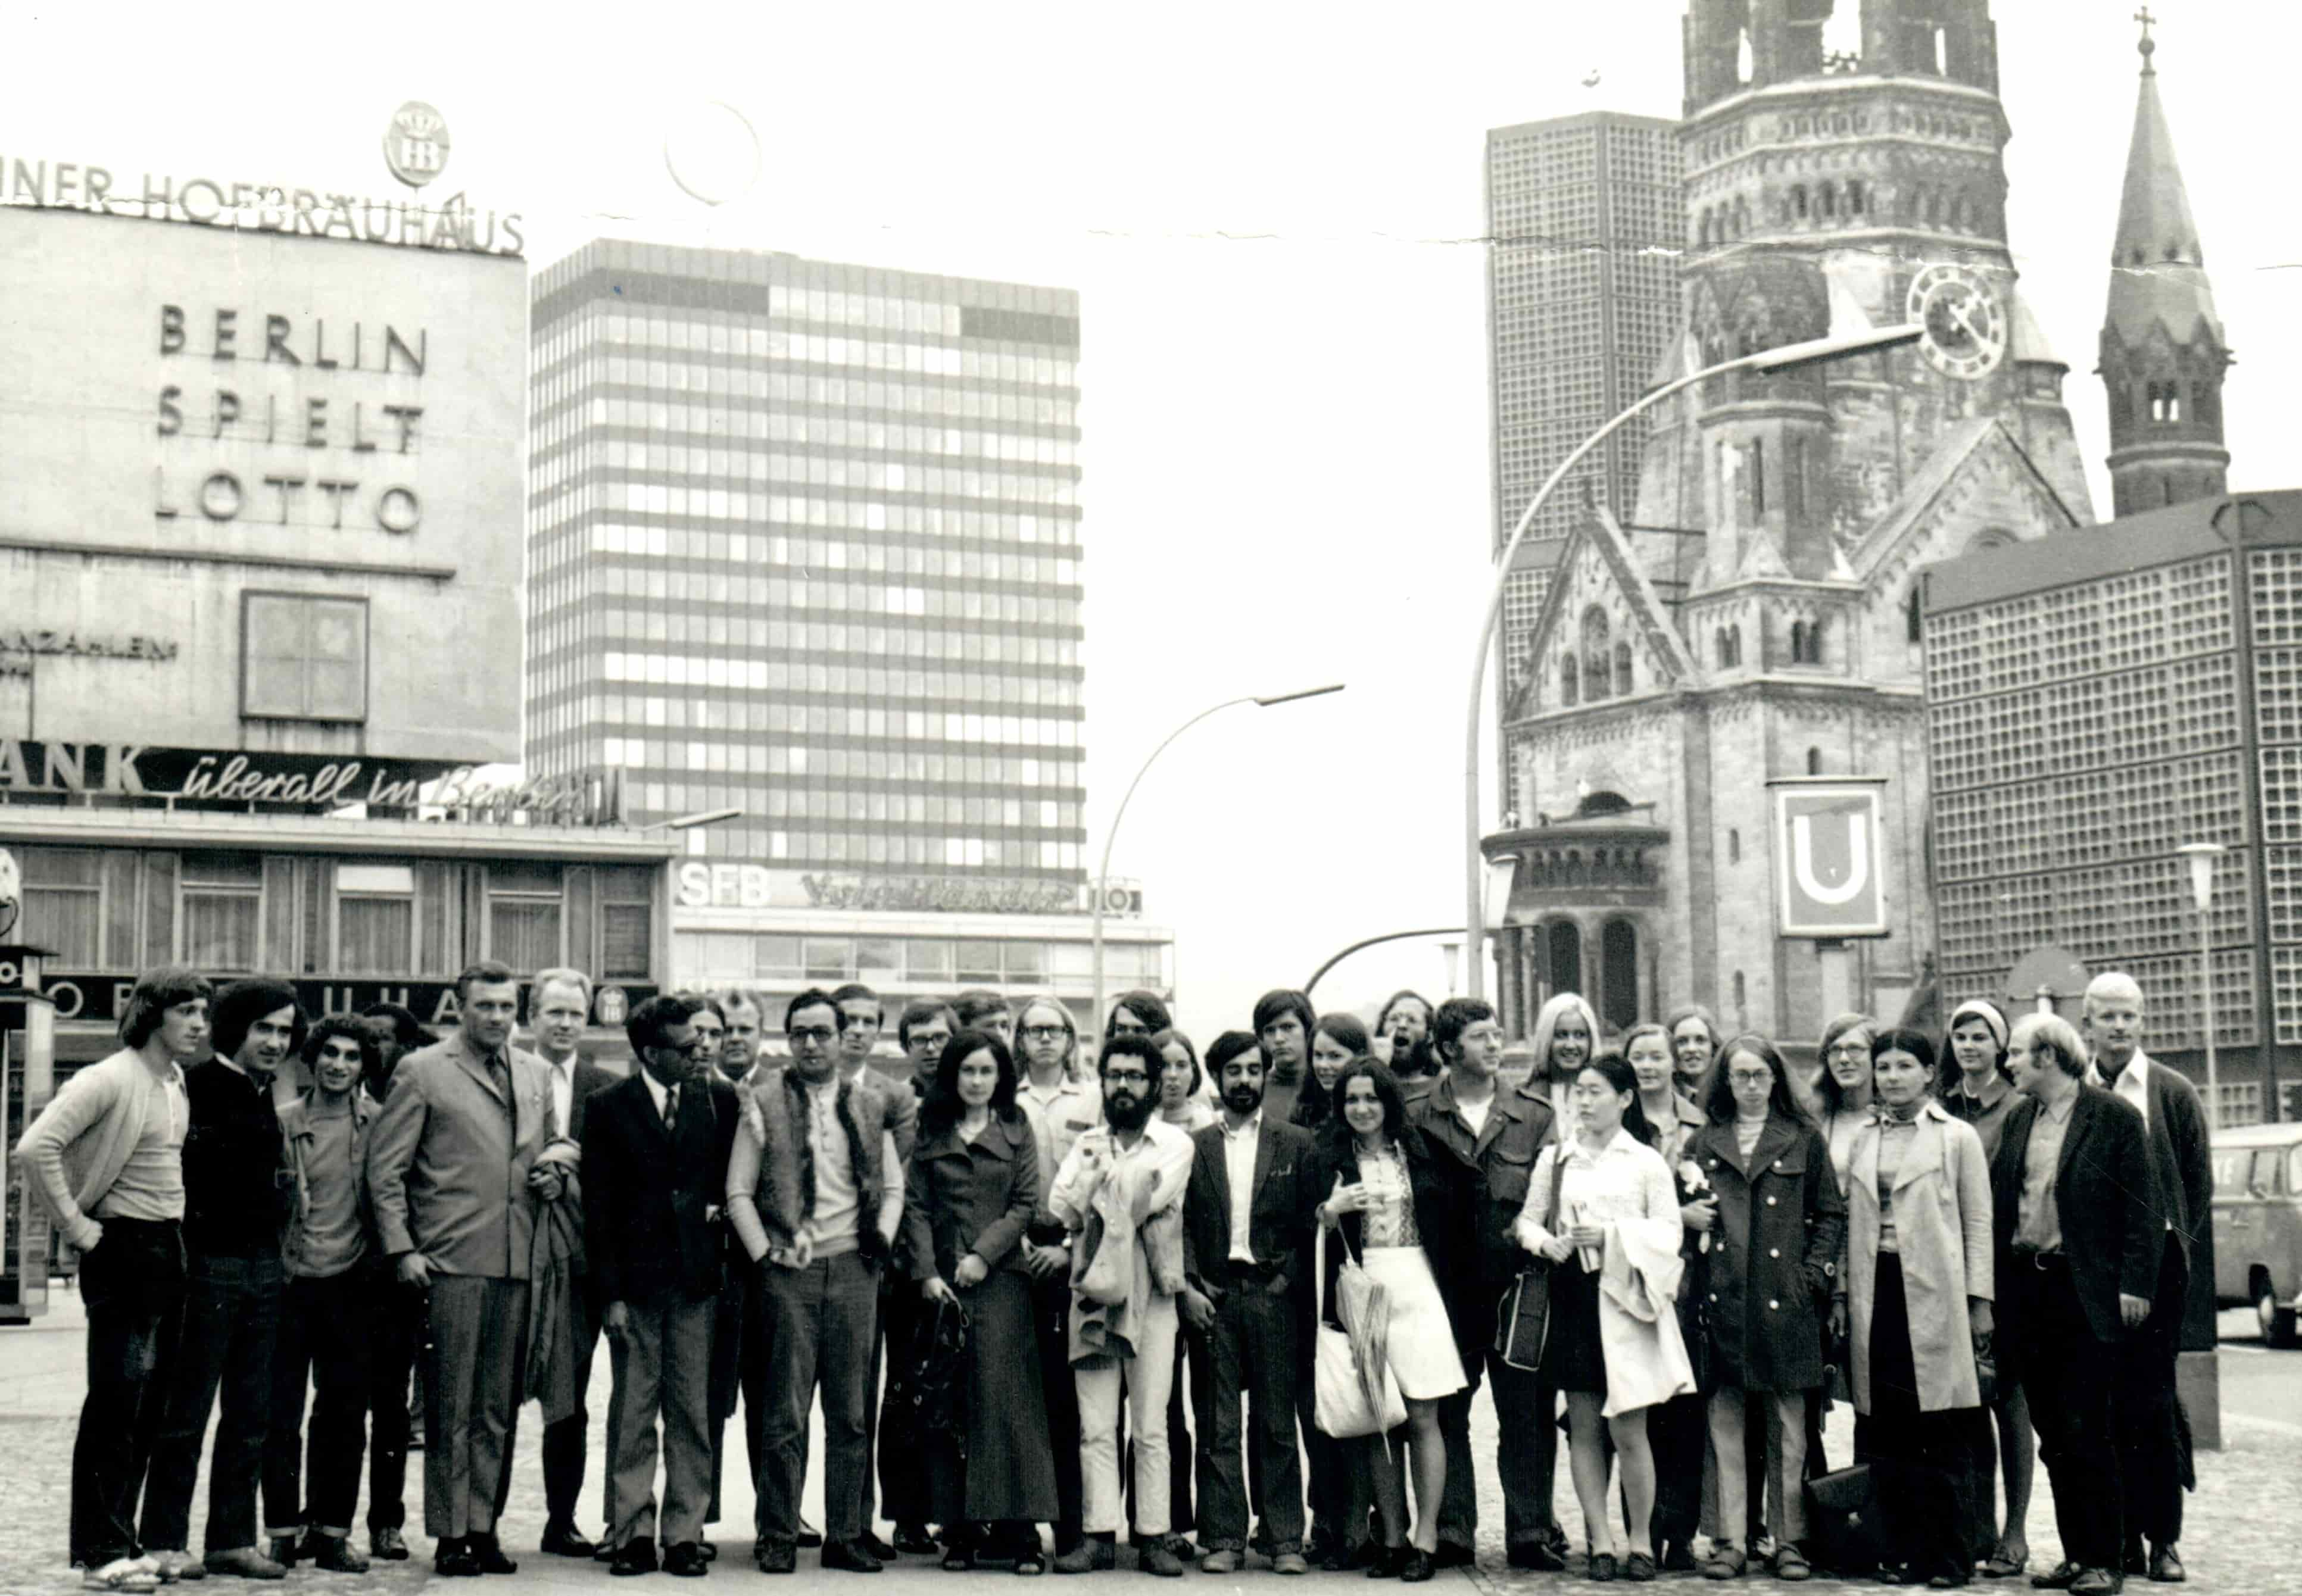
left=1311, top=1224, right=1406, bottom=1439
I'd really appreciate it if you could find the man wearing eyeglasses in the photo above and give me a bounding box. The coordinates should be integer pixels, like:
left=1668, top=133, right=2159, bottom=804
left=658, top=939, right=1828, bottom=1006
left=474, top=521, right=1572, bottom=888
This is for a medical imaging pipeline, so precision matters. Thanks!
left=583, top=995, right=740, bottom=1577
left=725, top=989, right=907, bottom=1575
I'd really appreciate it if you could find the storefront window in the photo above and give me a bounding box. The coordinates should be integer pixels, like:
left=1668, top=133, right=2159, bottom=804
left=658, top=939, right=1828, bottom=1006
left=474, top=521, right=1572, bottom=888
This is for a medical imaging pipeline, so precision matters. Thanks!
left=337, top=864, right=416, bottom=975
left=1005, top=942, right=1046, bottom=983
left=956, top=941, right=1003, bottom=983
left=755, top=935, right=802, bottom=979
left=856, top=938, right=900, bottom=977
left=599, top=865, right=655, bottom=980
left=905, top=939, right=954, bottom=982
left=15, top=847, right=102, bottom=966
left=486, top=861, right=563, bottom=975
left=804, top=938, right=853, bottom=981
left=182, top=851, right=263, bottom=973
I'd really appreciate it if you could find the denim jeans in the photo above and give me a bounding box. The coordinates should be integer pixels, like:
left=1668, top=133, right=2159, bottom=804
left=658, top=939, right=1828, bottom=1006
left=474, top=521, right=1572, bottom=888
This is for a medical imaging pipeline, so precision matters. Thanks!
left=70, top=1219, right=187, bottom=1569
left=263, top=1267, right=379, bottom=1539
left=140, top=1251, right=285, bottom=1554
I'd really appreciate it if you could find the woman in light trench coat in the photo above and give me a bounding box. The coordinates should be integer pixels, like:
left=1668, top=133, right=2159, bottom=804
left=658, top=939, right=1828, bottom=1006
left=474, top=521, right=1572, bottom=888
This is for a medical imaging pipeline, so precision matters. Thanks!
left=1836, top=1027, right=1992, bottom=1589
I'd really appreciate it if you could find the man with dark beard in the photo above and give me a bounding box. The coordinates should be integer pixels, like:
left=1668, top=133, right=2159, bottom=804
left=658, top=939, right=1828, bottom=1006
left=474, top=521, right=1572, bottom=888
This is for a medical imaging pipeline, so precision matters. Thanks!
left=1049, top=1035, right=1195, bottom=1576
left=1179, top=1032, right=1312, bottom=1574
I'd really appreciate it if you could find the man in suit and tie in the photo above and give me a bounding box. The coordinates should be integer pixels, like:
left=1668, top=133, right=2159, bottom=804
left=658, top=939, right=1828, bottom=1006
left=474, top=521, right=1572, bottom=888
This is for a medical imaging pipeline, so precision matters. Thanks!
left=1410, top=997, right=1565, bottom=1571
left=2082, top=972, right=2213, bottom=1586
left=584, top=994, right=741, bottom=1578
left=519, top=966, right=619, bottom=1560
left=1991, top=1013, right=2161, bottom=1596
left=367, top=959, right=575, bottom=1579
left=1179, top=1030, right=1314, bottom=1576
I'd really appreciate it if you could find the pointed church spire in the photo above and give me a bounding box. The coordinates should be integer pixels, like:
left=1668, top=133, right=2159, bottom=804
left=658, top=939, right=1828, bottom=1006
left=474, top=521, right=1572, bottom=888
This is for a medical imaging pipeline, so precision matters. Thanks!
left=2100, top=11, right=2231, bottom=517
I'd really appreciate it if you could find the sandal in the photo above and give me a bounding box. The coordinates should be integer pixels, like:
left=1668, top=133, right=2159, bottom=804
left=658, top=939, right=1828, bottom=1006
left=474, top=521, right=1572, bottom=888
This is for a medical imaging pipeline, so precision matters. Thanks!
left=83, top=1561, right=160, bottom=1594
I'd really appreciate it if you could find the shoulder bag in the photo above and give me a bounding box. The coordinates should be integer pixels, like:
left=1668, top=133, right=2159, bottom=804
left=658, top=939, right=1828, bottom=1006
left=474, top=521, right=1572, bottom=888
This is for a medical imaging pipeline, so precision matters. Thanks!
left=1311, top=1222, right=1406, bottom=1438
left=1495, top=1144, right=1570, bottom=1371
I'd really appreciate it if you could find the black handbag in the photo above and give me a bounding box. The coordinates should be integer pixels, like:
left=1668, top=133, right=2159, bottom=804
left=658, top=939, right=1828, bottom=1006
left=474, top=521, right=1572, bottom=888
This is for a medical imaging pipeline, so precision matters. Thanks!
left=1804, top=1462, right=1885, bottom=1575
left=1495, top=1147, right=1570, bottom=1372
left=885, top=1295, right=971, bottom=1454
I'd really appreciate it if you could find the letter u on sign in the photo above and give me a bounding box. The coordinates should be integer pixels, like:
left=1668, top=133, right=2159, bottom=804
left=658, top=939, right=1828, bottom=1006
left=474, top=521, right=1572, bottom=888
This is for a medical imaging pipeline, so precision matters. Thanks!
left=1771, top=783, right=1889, bottom=939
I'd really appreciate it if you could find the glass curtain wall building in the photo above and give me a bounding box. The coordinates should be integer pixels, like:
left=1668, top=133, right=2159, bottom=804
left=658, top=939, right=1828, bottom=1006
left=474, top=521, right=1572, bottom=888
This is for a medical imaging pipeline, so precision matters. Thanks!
left=525, top=241, right=1087, bottom=883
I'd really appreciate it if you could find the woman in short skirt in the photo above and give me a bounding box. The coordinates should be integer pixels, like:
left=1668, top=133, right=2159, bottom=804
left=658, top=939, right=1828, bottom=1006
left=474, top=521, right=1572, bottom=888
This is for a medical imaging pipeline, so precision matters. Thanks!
left=1515, top=1054, right=1694, bottom=1583
left=1307, top=1059, right=1471, bottom=1583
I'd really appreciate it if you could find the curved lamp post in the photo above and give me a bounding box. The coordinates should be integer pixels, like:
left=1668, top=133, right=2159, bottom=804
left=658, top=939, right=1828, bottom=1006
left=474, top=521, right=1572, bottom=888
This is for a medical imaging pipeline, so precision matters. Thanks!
left=1462, top=321, right=1927, bottom=1001
left=1093, top=684, right=1345, bottom=1034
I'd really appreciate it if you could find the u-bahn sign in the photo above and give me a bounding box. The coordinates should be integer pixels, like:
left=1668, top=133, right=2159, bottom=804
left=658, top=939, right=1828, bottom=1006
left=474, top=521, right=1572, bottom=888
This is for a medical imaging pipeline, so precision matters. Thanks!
left=1770, top=779, right=1889, bottom=940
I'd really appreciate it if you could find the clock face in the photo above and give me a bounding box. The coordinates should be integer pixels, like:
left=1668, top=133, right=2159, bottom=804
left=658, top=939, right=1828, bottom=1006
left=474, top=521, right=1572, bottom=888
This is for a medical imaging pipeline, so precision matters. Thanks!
left=1906, top=263, right=2007, bottom=380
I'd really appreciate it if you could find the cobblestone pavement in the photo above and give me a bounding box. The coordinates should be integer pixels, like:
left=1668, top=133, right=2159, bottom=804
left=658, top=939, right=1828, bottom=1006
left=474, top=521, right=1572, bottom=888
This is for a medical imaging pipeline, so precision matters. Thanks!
left=4, top=1287, right=2296, bottom=1594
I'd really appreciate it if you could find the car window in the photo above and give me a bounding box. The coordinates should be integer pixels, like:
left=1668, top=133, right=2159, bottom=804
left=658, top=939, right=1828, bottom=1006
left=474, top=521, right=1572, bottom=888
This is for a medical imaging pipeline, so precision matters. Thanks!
left=2288, top=1145, right=2302, bottom=1196
left=2213, top=1148, right=2256, bottom=1195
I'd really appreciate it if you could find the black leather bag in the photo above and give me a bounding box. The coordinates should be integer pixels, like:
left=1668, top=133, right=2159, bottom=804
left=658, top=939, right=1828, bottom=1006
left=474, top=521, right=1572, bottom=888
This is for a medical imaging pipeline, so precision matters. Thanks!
left=884, top=1295, right=971, bottom=1456
left=1495, top=1148, right=1570, bottom=1372
left=1804, top=1462, right=1885, bottom=1575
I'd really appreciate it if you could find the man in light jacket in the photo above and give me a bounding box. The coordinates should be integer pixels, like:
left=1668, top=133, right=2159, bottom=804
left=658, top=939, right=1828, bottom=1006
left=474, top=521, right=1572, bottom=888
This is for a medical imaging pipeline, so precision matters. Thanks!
left=17, top=966, right=211, bottom=1591
left=365, top=959, right=572, bottom=1579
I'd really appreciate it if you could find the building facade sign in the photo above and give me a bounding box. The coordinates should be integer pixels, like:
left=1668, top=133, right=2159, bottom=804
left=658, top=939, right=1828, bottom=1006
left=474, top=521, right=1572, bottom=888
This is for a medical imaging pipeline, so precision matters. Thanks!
left=1770, top=780, right=1891, bottom=940
left=674, top=861, right=1130, bottom=918
left=382, top=104, right=451, bottom=190
left=0, top=156, right=519, bottom=255
left=0, top=739, right=463, bottom=808
left=0, top=630, right=177, bottom=661
left=24, top=972, right=655, bottom=1030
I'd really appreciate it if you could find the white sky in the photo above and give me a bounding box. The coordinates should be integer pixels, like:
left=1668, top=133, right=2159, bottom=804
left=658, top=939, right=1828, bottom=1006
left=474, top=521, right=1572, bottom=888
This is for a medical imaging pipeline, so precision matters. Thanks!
left=17, top=2, right=2298, bottom=1042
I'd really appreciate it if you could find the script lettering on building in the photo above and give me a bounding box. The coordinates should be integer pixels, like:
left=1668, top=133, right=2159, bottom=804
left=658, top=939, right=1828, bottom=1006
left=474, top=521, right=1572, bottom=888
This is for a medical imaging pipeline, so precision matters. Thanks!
left=800, top=873, right=1078, bottom=915
left=0, top=739, right=462, bottom=809
left=154, top=304, right=428, bottom=536
left=0, top=157, right=522, bottom=257
left=426, top=767, right=625, bottom=828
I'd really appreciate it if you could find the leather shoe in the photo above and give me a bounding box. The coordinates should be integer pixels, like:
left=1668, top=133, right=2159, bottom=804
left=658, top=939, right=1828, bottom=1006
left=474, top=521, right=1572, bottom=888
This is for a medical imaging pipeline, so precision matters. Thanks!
left=266, top=1539, right=298, bottom=1570
left=863, top=1531, right=897, bottom=1561
left=756, top=1541, right=797, bottom=1575
left=1399, top=1550, right=1438, bottom=1584
left=895, top=1525, right=939, bottom=1556
left=2149, top=1547, right=2184, bottom=1584
left=1661, top=1542, right=1698, bottom=1573
left=1272, top=1553, right=1309, bottom=1576
left=611, top=1538, right=659, bottom=1577
left=434, top=1540, right=482, bottom=1579
left=1199, top=1550, right=1242, bottom=1574
left=1509, top=1540, right=1570, bottom=1572
left=1435, top=1543, right=1476, bottom=1569
left=470, top=1535, right=517, bottom=1576
left=200, top=1548, right=285, bottom=1581
left=306, top=1536, right=369, bottom=1575
left=822, top=1539, right=884, bottom=1573
left=697, top=1539, right=719, bottom=1562
left=2123, top=1544, right=2149, bottom=1577
left=2033, top=1563, right=2085, bottom=1591
left=798, top=1520, right=825, bottom=1550
left=2068, top=1572, right=2120, bottom=1596
left=664, top=1542, right=709, bottom=1578
left=1054, top=1536, right=1116, bottom=1575
left=368, top=1528, right=410, bottom=1564
left=544, top=1522, right=600, bottom=1558
left=1138, top=1542, right=1184, bottom=1578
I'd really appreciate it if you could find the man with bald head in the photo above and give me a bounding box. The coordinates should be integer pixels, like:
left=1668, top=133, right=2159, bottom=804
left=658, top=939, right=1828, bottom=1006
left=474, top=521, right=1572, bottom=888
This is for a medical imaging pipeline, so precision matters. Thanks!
left=2082, top=972, right=2212, bottom=1586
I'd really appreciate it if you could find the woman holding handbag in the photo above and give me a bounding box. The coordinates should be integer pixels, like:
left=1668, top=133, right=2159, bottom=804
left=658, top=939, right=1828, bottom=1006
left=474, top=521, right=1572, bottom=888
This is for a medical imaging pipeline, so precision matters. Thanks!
left=1307, top=1060, right=1468, bottom=1582
left=1694, top=1036, right=1847, bottom=1583
left=904, top=1030, right=1059, bottom=1574
left=1838, top=1029, right=1992, bottom=1590
left=1514, top=1053, right=1695, bottom=1583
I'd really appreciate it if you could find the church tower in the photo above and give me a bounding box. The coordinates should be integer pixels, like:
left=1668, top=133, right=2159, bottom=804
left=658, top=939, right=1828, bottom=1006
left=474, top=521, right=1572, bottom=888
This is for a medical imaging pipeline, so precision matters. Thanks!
left=2100, top=14, right=2230, bottom=517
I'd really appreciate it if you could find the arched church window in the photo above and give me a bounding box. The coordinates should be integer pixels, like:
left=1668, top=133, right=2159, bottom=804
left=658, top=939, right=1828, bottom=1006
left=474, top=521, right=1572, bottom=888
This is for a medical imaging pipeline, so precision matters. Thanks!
left=1561, top=654, right=1580, bottom=708
left=1791, top=185, right=1809, bottom=220
left=1846, top=179, right=1865, bottom=215
left=1790, top=620, right=1808, bottom=663
left=1614, top=642, right=1633, bottom=694
left=1818, top=185, right=1836, bottom=220
left=1582, top=607, right=1613, bottom=699
left=1807, top=747, right=1824, bottom=775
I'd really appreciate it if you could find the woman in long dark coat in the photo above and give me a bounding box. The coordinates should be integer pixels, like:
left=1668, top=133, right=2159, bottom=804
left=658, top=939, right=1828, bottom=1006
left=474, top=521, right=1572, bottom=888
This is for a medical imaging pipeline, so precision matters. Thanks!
left=903, top=1030, right=1058, bottom=1573
left=1692, top=1036, right=1846, bottom=1582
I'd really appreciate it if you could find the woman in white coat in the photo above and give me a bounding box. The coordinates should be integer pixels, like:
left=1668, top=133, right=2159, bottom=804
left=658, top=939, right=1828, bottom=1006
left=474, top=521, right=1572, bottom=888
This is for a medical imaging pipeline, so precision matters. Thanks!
left=1836, top=1027, right=1992, bottom=1589
left=1515, top=1054, right=1694, bottom=1583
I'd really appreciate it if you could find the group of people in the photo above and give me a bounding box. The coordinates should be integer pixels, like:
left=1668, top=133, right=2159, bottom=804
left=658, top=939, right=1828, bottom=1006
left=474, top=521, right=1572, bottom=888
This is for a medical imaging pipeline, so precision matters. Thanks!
left=18, top=961, right=2209, bottom=1596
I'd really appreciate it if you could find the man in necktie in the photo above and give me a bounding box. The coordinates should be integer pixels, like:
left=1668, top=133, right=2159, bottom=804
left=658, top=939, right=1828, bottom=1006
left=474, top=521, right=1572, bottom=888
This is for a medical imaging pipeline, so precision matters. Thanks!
left=509, top=967, right=617, bottom=1561
left=367, top=961, right=573, bottom=1579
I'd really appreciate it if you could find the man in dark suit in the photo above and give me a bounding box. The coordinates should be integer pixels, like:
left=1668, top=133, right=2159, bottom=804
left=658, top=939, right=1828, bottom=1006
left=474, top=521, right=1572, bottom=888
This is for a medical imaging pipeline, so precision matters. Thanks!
left=520, top=967, right=620, bottom=1560
left=2083, top=973, right=2212, bottom=1585
left=367, top=959, right=573, bottom=1579
left=1992, top=1013, right=2161, bottom=1596
left=1409, top=997, right=1565, bottom=1571
left=1180, top=1032, right=1314, bottom=1575
left=584, top=994, right=741, bottom=1578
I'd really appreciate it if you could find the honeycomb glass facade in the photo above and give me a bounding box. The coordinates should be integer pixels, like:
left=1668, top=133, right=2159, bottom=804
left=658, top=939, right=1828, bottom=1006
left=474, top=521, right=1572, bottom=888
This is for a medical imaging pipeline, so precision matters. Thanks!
left=525, top=241, right=1087, bottom=882
left=1486, top=113, right=1682, bottom=686
left=1924, top=492, right=2302, bottom=1125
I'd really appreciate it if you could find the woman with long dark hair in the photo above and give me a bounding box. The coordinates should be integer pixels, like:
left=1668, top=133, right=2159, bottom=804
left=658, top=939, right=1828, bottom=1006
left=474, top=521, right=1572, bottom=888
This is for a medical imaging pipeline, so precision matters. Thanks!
left=1623, top=1023, right=1711, bottom=1573
left=1295, top=1014, right=1370, bottom=1132
left=1816, top=1013, right=1878, bottom=1192
left=1153, top=1029, right=1216, bottom=1133
left=1514, top=1054, right=1693, bottom=1583
left=1306, top=1061, right=1469, bottom=1582
left=1693, top=1038, right=1846, bottom=1582
left=902, top=1030, right=1058, bottom=1572
left=1839, top=1029, right=1992, bottom=1589
left=1664, top=1006, right=1722, bottom=1100
left=1938, top=999, right=2032, bottom=1581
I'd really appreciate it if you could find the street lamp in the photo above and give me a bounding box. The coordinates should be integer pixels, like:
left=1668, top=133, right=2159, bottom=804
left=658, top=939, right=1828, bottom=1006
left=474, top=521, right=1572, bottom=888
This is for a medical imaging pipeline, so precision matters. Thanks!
left=2178, top=841, right=2225, bottom=1130
left=1462, top=320, right=1928, bottom=1001
left=1092, top=684, right=1345, bottom=1036
left=648, top=806, right=746, bottom=830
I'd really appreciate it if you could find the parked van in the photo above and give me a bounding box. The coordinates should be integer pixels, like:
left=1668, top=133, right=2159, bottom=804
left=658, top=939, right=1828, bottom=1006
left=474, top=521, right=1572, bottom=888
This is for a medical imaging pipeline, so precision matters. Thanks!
left=2213, top=1122, right=2302, bottom=1347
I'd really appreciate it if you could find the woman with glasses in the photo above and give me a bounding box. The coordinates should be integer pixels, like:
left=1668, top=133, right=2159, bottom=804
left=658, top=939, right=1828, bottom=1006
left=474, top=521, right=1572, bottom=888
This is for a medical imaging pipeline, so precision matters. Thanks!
left=1693, top=1037, right=1846, bottom=1582
left=1816, top=1015, right=1879, bottom=1192
left=1837, top=1029, right=1991, bottom=1589
left=1515, top=1052, right=1695, bottom=1583
left=1009, top=997, right=1096, bottom=1566
left=906, top=1029, right=1059, bottom=1573
left=1938, top=1000, right=2031, bottom=1581
left=1307, top=1061, right=1470, bottom=1582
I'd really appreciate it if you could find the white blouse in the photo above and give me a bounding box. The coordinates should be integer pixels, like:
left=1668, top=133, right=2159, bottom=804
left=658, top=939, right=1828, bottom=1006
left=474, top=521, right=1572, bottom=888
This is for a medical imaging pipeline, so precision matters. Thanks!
left=1514, top=1128, right=1683, bottom=1271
